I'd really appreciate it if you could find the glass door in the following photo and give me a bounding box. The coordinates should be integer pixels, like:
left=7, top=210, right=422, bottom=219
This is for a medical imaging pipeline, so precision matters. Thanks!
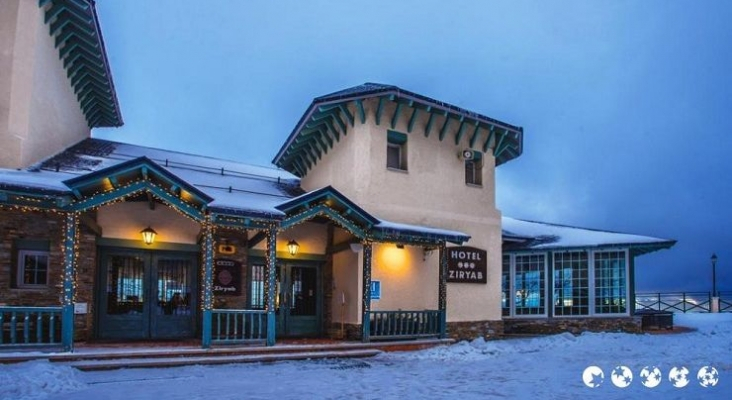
left=97, top=249, right=197, bottom=340
left=276, top=264, right=320, bottom=337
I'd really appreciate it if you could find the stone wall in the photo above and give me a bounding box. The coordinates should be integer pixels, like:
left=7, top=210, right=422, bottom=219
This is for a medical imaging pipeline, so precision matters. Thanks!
left=446, top=320, right=504, bottom=340
left=503, top=317, right=642, bottom=335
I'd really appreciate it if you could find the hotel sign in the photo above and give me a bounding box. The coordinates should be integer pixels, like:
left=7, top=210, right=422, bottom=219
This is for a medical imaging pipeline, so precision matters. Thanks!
left=447, top=246, right=487, bottom=284
left=213, top=258, right=241, bottom=296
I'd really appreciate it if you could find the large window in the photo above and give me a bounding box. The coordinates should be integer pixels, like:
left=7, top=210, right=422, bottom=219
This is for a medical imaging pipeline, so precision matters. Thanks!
left=465, top=152, right=483, bottom=186
left=501, top=255, right=511, bottom=316
left=249, top=264, right=265, bottom=309
left=594, top=250, right=627, bottom=314
left=514, top=254, right=546, bottom=315
left=386, top=130, right=407, bottom=171
left=503, top=249, right=629, bottom=318
left=17, top=250, right=49, bottom=287
left=553, top=251, right=589, bottom=316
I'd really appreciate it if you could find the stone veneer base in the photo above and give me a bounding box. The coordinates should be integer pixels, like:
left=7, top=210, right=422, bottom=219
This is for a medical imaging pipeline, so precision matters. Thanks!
left=503, top=317, right=642, bottom=335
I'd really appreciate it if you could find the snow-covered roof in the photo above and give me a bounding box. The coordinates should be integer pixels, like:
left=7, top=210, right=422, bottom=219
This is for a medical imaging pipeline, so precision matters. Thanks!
left=502, top=216, right=676, bottom=255
left=0, top=139, right=469, bottom=244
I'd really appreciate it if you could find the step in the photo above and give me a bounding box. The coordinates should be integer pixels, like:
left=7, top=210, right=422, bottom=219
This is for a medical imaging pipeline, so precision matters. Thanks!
left=59, top=349, right=383, bottom=371
left=0, top=338, right=453, bottom=365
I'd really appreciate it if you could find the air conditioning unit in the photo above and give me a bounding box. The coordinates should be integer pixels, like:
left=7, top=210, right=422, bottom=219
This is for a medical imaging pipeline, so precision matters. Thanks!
left=459, top=149, right=475, bottom=160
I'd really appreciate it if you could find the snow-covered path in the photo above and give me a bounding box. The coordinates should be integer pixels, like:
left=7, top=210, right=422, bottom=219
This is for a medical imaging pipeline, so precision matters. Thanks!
left=1, top=314, right=729, bottom=399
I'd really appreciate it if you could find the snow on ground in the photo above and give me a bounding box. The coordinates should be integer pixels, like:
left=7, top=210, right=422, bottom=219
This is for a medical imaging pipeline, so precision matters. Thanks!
left=1, top=313, right=730, bottom=400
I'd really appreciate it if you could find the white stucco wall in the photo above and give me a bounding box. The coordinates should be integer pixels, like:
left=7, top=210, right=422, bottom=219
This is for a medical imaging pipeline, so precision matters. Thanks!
left=0, top=0, right=90, bottom=169
left=97, top=202, right=201, bottom=244
left=301, top=98, right=504, bottom=323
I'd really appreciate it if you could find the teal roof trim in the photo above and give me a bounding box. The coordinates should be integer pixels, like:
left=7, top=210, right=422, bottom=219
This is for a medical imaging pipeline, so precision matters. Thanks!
left=273, top=83, right=523, bottom=176
left=39, top=0, right=123, bottom=128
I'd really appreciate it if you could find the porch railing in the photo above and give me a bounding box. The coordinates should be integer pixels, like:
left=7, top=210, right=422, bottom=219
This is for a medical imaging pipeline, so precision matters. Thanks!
left=634, top=292, right=712, bottom=313
left=0, top=306, right=63, bottom=347
left=211, top=309, right=267, bottom=344
left=720, top=292, right=732, bottom=313
left=369, top=310, right=442, bottom=340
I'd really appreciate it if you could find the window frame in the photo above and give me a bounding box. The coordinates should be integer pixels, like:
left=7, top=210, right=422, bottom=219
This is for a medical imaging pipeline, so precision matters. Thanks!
left=552, top=251, right=590, bottom=316
left=16, top=249, right=50, bottom=288
left=511, top=252, right=548, bottom=317
left=464, top=152, right=483, bottom=187
left=386, top=130, right=408, bottom=171
left=248, top=262, right=266, bottom=310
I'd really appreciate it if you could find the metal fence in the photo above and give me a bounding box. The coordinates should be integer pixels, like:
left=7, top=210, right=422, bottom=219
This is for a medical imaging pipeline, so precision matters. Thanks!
left=369, top=310, right=442, bottom=340
left=634, top=292, right=732, bottom=313
left=0, top=306, right=63, bottom=347
left=211, top=309, right=267, bottom=344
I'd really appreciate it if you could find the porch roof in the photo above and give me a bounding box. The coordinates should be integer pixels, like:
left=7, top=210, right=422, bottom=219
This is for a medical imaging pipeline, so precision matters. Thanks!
left=278, top=186, right=470, bottom=245
left=272, top=82, right=524, bottom=177
left=501, top=216, right=676, bottom=256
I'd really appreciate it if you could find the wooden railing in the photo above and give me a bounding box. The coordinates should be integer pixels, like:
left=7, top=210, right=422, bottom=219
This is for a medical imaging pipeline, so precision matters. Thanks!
left=0, top=306, right=63, bottom=347
left=369, top=310, right=442, bottom=340
left=635, top=292, right=712, bottom=313
left=211, top=309, right=267, bottom=344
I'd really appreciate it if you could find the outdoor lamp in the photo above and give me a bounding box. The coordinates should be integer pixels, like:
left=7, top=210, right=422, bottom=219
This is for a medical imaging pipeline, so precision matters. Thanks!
left=287, top=240, right=300, bottom=256
left=140, top=226, right=157, bottom=245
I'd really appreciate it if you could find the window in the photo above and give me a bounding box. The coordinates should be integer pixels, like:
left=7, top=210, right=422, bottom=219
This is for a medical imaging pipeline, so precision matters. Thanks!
left=513, top=254, right=546, bottom=315
left=386, top=130, right=407, bottom=171
left=553, top=251, right=589, bottom=316
left=17, top=250, right=49, bottom=287
left=501, top=255, right=511, bottom=316
left=594, top=250, right=627, bottom=314
left=249, top=264, right=265, bottom=309
left=465, top=152, right=483, bottom=186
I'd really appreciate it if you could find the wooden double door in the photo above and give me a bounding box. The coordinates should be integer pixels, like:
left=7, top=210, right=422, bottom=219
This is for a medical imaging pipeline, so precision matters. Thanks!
left=96, top=248, right=198, bottom=340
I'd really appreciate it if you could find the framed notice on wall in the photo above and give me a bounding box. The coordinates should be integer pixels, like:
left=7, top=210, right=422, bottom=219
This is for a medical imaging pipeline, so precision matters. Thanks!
left=213, top=258, right=241, bottom=296
left=447, top=246, right=487, bottom=284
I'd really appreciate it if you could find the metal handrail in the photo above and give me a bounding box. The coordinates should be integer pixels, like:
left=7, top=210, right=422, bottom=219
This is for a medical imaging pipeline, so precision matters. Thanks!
left=634, top=292, right=712, bottom=313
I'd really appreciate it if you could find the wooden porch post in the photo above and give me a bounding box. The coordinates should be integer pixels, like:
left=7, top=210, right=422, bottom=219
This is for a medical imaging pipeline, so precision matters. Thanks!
left=266, top=227, right=277, bottom=346
left=201, top=215, right=214, bottom=348
left=361, top=242, right=372, bottom=343
left=61, top=212, right=78, bottom=352
left=438, top=243, right=448, bottom=338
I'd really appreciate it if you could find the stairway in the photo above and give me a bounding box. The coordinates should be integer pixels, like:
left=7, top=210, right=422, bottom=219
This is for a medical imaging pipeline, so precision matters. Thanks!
left=0, top=338, right=453, bottom=371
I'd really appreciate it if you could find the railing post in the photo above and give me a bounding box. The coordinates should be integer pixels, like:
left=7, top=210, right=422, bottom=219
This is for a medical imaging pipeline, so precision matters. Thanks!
left=201, top=214, right=214, bottom=349
left=361, top=242, right=372, bottom=343
left=657, top=293, right=661, bottom=311
left=265, top=227, right=277, bottom=346
left=438, top=243, right=447, bottom=339
left=62, top=213, right=77, bottom=352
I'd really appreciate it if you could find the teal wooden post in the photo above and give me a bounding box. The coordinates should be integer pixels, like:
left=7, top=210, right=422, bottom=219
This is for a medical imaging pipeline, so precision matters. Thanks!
left=266, top=227, right=277, bottom=346
left=201, top=215, right=214, bottom=348
left=62, top=213, right=77, bottom=352
left=438, top=243, right=447, bottom=338
left=361, top=242, right=372, bottom=342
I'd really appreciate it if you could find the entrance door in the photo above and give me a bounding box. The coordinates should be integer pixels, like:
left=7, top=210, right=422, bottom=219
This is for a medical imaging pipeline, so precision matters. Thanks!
left=276, top=264, right=320, bottom=337
left=97, top=249, right=197, bottom=340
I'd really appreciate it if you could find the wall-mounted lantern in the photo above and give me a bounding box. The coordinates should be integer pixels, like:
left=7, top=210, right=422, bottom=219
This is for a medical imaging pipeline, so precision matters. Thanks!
left=287, top=240, right=300, bottom=256
left=140, top=226, right=157, bottom=245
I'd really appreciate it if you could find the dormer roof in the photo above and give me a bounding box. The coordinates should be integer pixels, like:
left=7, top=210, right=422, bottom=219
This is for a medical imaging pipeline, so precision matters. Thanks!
left=273, top=82, right=523, bottom=177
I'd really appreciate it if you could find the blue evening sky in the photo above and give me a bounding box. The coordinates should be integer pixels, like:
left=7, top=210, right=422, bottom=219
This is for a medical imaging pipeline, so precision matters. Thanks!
left=93, top=1, right=732, bottom=293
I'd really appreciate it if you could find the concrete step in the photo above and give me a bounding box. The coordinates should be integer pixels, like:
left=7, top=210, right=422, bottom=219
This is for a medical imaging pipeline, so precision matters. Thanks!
left=58, top=349, right=383, bottom=371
